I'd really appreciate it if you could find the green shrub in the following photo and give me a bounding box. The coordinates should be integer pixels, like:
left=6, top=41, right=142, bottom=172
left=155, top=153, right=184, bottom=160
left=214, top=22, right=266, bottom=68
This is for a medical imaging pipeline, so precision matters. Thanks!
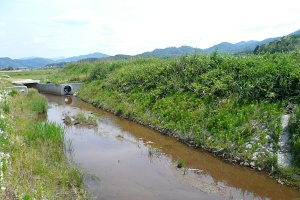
left=177, top=157, right=185, bottom=168
left=8, top=90, right=18, bottom=97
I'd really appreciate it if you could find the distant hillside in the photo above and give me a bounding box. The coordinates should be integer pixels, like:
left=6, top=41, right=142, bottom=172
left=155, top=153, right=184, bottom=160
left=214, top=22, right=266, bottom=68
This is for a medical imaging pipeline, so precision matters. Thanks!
left=0, top=57, right=53, bottom=68
left=139, top=46, right=203, bottom=58
left=138, top=35, right=283, bottom=58
left=0, top=52, right=109, bottom=68
left=104, top=54, right=132, bottom=60
left=1, top=29, right=299, bottom=67
left=204, top=37, right=280, bottom=54
left=254, top=34, right=300, bottom=54
left=289, top=29, right=300, bottom=36
left=56, top=52, right=109, bottom=62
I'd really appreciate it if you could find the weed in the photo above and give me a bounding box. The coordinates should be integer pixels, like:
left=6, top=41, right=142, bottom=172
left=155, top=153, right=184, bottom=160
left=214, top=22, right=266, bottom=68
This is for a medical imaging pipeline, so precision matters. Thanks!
left=27, top=89, right=48, bottom=113
left=147, top=145, right=162, bottom=161
left=76, top=112, right=86, bottom=121
left=8, top=90, right=18, bottom=97
left=63, top=115, right=72, bottom=125
left=74, top=112, right=97, bottom=125
left=183, top=167, right=187, bottom=175
left=177, top=157, right=185, bottom=168
left=0, top=95, right=10, bottom=114
left=66, top=139, right=74, bottom=153
left=148, top=145, right=154, bottom=157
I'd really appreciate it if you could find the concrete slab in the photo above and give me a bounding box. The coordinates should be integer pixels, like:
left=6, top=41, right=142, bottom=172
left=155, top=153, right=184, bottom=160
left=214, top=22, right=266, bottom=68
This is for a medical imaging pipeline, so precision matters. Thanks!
left=277, top=114, right=292, bottom=167
left=12, top=79, right=40, bottom=85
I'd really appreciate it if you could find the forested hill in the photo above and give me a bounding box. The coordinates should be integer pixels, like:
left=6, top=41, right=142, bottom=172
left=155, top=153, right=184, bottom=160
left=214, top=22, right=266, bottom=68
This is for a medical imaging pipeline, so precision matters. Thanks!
left=140, top=30, right=299, bottom=57
left=139, top=46, right=203, bottom=58
left=254, top=34, right=300, bottom=54
left=139, top=38, right=281, bottom=57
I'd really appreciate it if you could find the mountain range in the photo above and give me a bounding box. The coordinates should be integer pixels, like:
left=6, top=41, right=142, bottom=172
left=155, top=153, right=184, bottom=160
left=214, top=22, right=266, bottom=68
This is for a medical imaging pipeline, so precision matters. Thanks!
left=139, top=29, right=299, bottom=57
left=134, top=29, right=300, bottom=57
left=0, top=52, right=109, bottom=69
left=1, top=29, right=299, bottom=68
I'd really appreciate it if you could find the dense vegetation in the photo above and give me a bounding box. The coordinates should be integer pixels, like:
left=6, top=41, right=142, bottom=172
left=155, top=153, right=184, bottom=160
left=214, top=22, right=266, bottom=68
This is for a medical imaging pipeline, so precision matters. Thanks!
left=254, top=34, right=300, bottom=54
left=0, top=84, right=87, bottom=199
left=50, top=51, right=300, bottom=186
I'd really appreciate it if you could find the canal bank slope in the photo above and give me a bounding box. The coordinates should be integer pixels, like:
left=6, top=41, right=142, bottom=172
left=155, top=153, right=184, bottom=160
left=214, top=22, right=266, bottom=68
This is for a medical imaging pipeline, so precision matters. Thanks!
left=57, top=52, right=300, bottom=188
left=0, top=84, right=87, bottom=199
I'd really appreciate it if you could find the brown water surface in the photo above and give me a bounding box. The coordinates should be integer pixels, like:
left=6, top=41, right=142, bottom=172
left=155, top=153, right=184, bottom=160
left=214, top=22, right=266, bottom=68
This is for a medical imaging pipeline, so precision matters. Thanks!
left=45, top=95, right=300, bottom=200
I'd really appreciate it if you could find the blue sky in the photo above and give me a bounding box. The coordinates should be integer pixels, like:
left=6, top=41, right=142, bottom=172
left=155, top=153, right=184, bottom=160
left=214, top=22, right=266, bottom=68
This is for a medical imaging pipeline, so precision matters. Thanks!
left=0, top=0, right=299, bottom=59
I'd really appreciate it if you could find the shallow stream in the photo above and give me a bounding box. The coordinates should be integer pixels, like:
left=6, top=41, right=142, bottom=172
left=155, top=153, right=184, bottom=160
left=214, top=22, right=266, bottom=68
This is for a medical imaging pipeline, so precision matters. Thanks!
left=45, top=94, right=300, bottom=200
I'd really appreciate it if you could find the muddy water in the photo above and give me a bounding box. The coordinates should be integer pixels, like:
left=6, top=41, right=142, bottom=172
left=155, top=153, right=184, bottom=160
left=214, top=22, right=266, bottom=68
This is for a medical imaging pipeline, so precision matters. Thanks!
left=45, top=95, right=300, bottom=200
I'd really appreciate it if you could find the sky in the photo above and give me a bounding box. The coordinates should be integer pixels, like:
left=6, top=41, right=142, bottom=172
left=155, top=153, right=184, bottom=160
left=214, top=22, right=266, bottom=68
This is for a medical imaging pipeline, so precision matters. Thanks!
left=0, top=0, right=300, bottom=59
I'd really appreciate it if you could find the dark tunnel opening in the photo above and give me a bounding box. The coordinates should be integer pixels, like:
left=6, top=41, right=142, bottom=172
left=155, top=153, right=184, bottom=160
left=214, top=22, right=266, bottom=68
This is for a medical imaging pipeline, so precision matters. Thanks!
left=63, top=85, right=72, bottom=95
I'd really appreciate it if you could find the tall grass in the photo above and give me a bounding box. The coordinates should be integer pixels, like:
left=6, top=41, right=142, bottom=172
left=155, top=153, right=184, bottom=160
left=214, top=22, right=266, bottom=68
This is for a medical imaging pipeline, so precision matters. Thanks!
left=0, top=88, right=87, bottom=199
left=27, top=89, right=48, bottom=113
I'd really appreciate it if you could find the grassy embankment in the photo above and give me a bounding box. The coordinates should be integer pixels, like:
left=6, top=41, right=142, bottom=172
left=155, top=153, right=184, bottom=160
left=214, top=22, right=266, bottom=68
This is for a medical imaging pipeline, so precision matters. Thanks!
left=0, top=79, right=87, bottom=199
left=51, top=51, right=300, bottom=187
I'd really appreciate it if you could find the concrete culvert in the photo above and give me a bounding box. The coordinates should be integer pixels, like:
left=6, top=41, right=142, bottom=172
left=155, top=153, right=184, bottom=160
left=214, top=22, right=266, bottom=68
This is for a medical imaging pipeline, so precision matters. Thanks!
left=63, top=85, right=72, bottom=95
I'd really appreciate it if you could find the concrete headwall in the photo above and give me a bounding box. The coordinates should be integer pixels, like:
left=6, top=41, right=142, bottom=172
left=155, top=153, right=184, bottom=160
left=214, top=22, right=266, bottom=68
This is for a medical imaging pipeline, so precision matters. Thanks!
left=30, top=83, right=83, bottom=96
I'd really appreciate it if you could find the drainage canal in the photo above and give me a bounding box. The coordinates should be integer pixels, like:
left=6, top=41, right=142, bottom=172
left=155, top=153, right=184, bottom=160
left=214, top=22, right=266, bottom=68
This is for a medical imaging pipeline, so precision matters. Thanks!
left=45, top=94, right=300, bottom=200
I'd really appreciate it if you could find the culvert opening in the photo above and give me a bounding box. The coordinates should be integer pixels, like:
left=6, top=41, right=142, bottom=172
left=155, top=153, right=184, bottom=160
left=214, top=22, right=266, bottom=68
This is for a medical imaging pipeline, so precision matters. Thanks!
left=63, top=85, right=72, bottom=95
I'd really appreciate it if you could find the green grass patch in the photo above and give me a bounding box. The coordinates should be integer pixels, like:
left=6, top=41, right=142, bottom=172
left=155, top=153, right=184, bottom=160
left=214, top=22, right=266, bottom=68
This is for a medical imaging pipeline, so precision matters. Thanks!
left=27, top=89, right=48, bottom=113
left=0, top=68, right=59, bottom=82
left=63, top=111, right=98, bottom=126
left=74, top=112, right=96, bottom=125
left=0, top=88, right=87, bottom=199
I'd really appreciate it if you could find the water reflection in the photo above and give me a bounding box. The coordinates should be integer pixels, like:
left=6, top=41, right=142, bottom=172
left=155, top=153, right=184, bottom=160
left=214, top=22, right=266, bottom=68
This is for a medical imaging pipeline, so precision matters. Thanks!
left=64, top=96, right=72, bottom=105
left=45, top=95, right=300, bottom=200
